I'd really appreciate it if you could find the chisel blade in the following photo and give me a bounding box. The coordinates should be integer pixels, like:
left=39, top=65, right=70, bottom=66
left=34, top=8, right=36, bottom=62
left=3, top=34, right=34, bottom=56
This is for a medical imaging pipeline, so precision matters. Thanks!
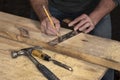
left=51, top=59, right=73, bottom=71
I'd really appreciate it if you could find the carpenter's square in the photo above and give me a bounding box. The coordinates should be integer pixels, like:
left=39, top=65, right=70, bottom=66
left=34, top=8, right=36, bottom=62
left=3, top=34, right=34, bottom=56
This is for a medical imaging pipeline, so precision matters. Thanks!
left=48, top=19, right=82, bottom=46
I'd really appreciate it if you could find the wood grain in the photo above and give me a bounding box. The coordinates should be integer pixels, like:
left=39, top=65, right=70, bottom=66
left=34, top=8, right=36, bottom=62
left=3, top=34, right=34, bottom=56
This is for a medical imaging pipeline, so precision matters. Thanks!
left=0, top=37, right=106, bottom=80
left=0, top=11, right=71, bottom=36
left=0, top=12, right=120, bottom=71
left=55, top=33, right=120, bottom=70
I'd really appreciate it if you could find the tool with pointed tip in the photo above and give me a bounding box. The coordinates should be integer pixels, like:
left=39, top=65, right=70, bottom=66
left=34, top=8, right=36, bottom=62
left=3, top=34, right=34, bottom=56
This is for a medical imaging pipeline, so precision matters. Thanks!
left=32, top=47, right=73, bottom=72
left=48, top=19, right=82, bottom=46
left=11, top=46, right=60, bottom=80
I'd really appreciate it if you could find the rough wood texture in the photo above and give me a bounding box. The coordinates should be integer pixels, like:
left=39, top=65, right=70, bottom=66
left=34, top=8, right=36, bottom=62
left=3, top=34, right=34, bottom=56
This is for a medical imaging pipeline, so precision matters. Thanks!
left=0, top=12, right=71, bottom=42
left=0, top=12, right=120, bottom=71
left=0, top=37, right=106, bottom=80
left=55, top=33, right=120, bottom=70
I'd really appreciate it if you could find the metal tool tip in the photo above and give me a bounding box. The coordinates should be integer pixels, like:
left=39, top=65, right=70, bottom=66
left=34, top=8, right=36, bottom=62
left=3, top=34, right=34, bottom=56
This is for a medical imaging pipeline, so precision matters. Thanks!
left=69, top=68, right=73, bottom=71
left=11, top=51, right=18, bottom=58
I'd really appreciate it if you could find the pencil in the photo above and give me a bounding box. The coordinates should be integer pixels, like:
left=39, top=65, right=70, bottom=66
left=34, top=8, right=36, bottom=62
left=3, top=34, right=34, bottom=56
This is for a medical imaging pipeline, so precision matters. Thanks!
left=42, top=5, right=60, bottom=37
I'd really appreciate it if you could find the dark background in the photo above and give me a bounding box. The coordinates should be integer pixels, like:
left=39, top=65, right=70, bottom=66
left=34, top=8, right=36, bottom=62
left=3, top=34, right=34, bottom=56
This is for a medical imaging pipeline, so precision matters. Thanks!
left=0, top=0, right=120, bottom=80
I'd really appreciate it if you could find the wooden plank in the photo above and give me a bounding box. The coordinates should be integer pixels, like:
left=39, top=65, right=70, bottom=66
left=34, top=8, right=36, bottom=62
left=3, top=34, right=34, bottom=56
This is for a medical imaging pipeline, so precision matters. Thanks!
left=0, top=37, right=106, bottom=80
left=0, top=12, right=120, bottom=71
left=0, top=11, right=71, bottom=42
left=54, top=33, right=120, bottom=71
left=0, top=22, right=119, bottom=71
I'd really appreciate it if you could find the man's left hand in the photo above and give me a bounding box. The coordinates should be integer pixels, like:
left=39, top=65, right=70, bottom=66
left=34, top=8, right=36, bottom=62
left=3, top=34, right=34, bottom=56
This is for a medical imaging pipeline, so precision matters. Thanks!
left=68, top=14, right=95, bottom=33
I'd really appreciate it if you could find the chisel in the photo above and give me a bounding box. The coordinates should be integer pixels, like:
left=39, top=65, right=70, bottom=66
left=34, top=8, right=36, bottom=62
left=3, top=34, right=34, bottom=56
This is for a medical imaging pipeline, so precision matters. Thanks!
left=32, top=48, right=73, bottom=71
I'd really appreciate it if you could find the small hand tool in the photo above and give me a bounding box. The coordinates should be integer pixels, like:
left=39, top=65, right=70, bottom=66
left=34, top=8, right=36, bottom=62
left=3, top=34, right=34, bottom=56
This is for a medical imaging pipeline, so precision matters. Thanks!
left=48, top=19, right=81, bottom=46
left=11, top=46, right=60, bottom=80
left=43, top=5, right=60, bottom=37
left=31, top=47, right=73, bottom=71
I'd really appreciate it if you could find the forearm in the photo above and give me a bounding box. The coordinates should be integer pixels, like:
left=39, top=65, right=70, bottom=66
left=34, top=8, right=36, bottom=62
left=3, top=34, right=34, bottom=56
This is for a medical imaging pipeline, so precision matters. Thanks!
left=89, top=0, right=116, bottom=25
left=30, top=0, right=50, bottom=20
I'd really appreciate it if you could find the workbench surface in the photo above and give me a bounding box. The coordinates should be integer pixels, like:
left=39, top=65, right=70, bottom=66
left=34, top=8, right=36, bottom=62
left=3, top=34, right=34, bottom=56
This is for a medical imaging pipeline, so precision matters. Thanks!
left=0, top=37, right=106, bottom=80
left=0, top=12, right=108, bottom=80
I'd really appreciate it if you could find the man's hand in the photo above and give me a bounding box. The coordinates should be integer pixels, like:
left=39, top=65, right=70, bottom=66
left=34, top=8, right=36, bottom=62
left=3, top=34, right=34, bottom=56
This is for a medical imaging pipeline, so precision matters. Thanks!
left=40, top=17, right=60, bottom=36
left=68, top=14, right=95, bottom=33
left=68, top=0, right=116, bottom=34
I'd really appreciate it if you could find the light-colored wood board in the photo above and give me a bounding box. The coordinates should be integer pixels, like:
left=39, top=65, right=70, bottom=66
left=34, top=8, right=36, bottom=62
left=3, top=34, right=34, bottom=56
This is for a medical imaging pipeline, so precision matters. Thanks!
left=0, top=12, right=120, bottom=71
left=0, top=20, right=71, bottom=42
left=0, top=12, right=71, bottom=42
left=54, top=33, right=120, bottom=71
left=1, top=25, right=119, bottom=71
left=0, top=37, right=106, bottom=80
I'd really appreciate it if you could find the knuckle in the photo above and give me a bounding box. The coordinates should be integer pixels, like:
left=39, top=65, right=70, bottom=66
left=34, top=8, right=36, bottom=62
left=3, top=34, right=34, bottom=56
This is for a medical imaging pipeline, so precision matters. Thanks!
left=91, top=23, right=95, bottom=28
left=75, top=17, right=80, bottom=22
left=90, top=26, right=94, bottom=30
left=82, top=14, right=87, bottom=17
left=86, top=23, right=90, bottom=26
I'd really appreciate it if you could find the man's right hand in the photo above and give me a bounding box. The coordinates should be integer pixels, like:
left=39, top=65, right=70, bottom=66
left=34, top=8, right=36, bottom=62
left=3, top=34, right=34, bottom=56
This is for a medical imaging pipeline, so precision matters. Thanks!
left=40, top=17, right=60, bottom=36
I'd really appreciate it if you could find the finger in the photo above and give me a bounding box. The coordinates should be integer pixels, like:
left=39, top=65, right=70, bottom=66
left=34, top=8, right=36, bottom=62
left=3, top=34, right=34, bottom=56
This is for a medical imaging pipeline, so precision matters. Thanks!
left=51, top=17, right=60, bottom=34
left=46, top=29, right=57, bottom=36
left=79, top=23, right=90, bottom=31
left=46, top=21, right=54, bottom=30
left=68, top=14, right=87, bottom=26
left=55, top=23, right=60, bottom=32
left=46, top=26, right=57, bottom=36
left=84, top=19, right=95, bottom=33
left=47, top=17, right=60, bottom=25
left=84, top=25, right=94, bottom=33
left=40, top=21, right=47, bottom=33
left=74, top=19, right=88, bottom=31
left=46, top=17, right=60, bottom=35
left=48, top=26, right=57, bottom=34
left=52, top=17, right=60, bottom=31
left=53, top=17, right=60, bottom=24
left=40, top=25, right=46, bottom=33
left=46, top=22, right=58, bottom=35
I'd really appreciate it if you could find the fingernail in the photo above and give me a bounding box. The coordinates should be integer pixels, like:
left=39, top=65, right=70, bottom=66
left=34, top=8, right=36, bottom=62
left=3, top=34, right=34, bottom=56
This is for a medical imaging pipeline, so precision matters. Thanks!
left=68, top=23, right=72, bottom=27
left=79, top=29, right=82, bottom=31
left=74, top=28, right=77, bottom=31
